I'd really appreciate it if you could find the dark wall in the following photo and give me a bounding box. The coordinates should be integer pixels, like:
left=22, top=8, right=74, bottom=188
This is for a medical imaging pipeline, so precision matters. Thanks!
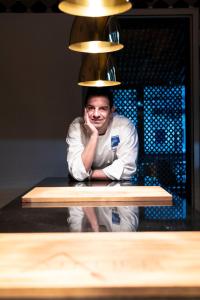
left=0, top=14, right=82, bottom=207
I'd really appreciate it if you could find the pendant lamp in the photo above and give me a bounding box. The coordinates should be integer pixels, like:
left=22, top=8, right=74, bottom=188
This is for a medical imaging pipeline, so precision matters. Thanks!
left=69, top=16, right=123, bottom=53
left=58, top=0, right=132, bottom=17
left=78, top=53, right=121, bottom=87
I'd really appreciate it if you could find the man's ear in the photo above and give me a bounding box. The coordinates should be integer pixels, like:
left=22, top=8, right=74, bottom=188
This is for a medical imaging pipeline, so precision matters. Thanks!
left=111, top=106, right=115, bottom=113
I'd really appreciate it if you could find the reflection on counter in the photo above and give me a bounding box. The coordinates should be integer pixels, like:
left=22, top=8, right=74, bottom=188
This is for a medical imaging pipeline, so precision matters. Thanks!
left=71, top=180, right=134, bottom=187
left=68, top=180, right=139, bottom=233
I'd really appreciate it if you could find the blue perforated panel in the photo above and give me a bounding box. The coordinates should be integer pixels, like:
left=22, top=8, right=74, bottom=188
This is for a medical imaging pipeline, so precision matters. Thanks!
left=144, top=86, right=186, bottom=154
left=112, top=89, right=138, bottom=128
left=113, top=86, right=186, bottom=220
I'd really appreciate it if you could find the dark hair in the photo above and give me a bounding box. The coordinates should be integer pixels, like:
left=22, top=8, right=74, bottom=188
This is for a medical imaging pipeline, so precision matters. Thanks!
left=84, top=87, right=113, bottom=108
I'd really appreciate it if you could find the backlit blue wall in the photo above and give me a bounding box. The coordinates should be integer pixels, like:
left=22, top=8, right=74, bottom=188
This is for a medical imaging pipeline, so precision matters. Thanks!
left=113, top=86, right=186, bottom=219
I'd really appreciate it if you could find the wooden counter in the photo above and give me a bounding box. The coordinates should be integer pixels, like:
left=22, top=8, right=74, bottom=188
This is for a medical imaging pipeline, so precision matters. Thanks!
left=22, top=185, right=172, bottom=207
left=0, top=232, right=200, bottom=298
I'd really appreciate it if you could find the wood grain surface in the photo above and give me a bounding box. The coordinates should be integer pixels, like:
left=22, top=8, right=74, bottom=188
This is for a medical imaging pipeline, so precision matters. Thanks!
left=22, top=186, right=172, bottom=207
left=0, top=232, right=200, bottom=298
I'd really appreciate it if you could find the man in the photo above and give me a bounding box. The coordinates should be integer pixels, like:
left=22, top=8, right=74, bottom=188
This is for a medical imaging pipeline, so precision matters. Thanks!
left=66, top=88, right=139, bottom=232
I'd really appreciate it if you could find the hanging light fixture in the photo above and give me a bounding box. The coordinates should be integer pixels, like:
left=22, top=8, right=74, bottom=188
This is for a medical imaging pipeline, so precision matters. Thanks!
left=69, top=16, right=123, bottom=53
left=78, top=53, right=121, bottom=87
left=58, top=0, right=132, bottom=17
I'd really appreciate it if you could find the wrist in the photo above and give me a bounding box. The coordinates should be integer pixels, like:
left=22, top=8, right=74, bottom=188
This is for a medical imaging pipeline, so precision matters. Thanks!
left=90, top=131, right=98, bottom=138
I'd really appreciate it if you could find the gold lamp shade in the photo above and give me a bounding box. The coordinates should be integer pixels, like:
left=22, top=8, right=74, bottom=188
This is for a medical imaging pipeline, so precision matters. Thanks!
left=58, top=0, right=132, bottom=17
left=69, top=16, right=123, bottom=53
left=78, top=53, right=121, bottom=87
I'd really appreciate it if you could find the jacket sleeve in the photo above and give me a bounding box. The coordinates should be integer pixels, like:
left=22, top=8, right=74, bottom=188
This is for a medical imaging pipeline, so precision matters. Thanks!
left=103, top=121, right=139, bottom=180
left=66, top=121, right=90, bottom=181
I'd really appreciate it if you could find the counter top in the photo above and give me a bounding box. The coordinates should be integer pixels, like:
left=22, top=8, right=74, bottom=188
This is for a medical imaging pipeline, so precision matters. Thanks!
left=0, top=231, right=200, bottom=298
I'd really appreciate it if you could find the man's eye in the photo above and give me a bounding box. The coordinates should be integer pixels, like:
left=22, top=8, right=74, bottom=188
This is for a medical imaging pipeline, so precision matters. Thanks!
left=87, top=107, right=94, bottom=111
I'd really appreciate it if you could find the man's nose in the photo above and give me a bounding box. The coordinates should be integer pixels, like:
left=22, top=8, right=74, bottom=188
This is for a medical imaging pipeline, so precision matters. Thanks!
left=93, top=108, right=100, bottom=117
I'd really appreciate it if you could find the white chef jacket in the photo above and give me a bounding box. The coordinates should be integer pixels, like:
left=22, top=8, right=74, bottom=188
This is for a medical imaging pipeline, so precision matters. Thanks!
left=66, top=113, right=139, bottom=181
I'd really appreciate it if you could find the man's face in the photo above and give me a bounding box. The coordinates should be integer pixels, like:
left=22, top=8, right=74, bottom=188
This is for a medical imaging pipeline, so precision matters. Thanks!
left=86, top=96, right=113, bottom=133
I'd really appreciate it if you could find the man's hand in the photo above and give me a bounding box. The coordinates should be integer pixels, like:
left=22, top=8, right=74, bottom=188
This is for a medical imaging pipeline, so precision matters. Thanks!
left=90, top=169, right=110, bottom=180
left=81, top=109, right=99, bottom=172
left=84, top=108, right=98, bottom=136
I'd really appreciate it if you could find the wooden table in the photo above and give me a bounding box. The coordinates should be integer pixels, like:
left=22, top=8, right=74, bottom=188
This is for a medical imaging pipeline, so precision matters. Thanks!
left=0, top=232, right=200, bottom=299
left=22, top=185, right=172, bottom=208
